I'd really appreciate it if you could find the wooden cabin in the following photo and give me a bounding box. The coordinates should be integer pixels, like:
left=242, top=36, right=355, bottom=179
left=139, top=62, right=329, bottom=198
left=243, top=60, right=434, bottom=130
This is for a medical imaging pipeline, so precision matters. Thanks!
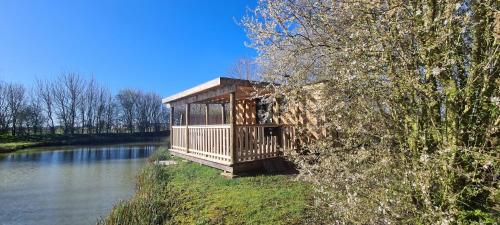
left=162, top=77, right=296, bottom=174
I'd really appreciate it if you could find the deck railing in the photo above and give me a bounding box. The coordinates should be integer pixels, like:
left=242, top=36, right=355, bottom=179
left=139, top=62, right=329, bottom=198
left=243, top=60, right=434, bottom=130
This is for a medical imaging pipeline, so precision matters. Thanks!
left=171, top=124, right=295, bottom=165
left=171, top=126, right=187, bottom=150
left=281, top=125, right=296, bottom=151
left=236, top=125, right=277, bottom=162
left=172, top=125, right=231, bottom=164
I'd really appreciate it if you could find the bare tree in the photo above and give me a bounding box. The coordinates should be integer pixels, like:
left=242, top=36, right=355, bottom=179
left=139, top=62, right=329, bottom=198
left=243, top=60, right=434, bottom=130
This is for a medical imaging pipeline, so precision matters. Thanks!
left=105, top=95, right=117, bottom=133
left=6, top=83, right=26, bottom=136
left=147, top=93, right=163, bottom=132
left=157, top=104, right=169, bottom=132
left=54, top=73, right=84, bottom=134
left=0, top=81, right=8, bottom=132
left=85, top=78, right=99, bottom=133
left=78, top=80, right=88, bottom=134
left=3, top=75, right=167, bottom=135
left=136, top=91, right=147, bottom=132
left=36, top=79, right=56, bottom=134
left=24, top=91, right=45, bottom=134
left=117, top=89, right=140, bottom=133
left=132, top=92, right=164, bottom=132
left=53, top=80, right=68, bottom=134
left=227, top=57, right=259, bottom=80
left=95, top=87, right=111, bottom=134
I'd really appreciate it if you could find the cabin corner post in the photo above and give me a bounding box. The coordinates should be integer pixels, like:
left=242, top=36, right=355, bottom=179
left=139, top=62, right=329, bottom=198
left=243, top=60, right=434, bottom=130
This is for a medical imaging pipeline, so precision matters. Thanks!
left=221, top=103, right=226, bottom=124
left=185, top=104, right=190, bottom=153
left=229, top=92, right=237, bottom=164
left=205, top=104, right=209, bottom=125
left=275, top=99, right=284, bottom=151
left=170, top=106, right=174, bottom=149
left=275, top=98, right=281, bottom=125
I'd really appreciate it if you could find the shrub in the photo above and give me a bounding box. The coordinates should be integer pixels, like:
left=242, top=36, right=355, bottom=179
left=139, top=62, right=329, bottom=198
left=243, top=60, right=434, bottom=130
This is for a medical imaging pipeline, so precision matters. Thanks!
left=243, top=0, right=499, bottom=223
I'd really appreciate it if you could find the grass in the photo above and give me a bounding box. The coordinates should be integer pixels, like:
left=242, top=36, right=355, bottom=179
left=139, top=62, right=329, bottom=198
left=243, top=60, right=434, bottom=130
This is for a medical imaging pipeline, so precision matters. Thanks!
left=99, top=148, right=313, bottom=225
left=0, top=134, right=40, bottom=152
left=0, top=141, right=41, bottom=150
left=0, top=132, right=168, bottom=153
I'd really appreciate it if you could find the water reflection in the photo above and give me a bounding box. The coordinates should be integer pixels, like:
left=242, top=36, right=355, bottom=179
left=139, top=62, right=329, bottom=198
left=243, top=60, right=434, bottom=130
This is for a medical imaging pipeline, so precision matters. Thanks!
left=0, top=144, right=158, bottom=225
left=0, top=145, right=156, bottom=165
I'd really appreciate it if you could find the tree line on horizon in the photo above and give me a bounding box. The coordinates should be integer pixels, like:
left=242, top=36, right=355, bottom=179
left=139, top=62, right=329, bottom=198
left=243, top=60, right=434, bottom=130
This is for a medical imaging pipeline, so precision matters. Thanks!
left=0, top=74, right=169, bottom=136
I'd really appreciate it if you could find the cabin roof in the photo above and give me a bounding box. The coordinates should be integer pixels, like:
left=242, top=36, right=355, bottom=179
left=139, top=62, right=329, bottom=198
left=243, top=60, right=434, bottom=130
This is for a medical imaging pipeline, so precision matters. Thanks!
left=162, top=77, right=268, bottom=106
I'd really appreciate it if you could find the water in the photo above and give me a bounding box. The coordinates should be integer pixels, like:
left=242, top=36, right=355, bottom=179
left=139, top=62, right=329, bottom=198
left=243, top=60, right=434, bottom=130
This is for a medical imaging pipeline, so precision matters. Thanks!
left=0, top=143, right=159, bottom=225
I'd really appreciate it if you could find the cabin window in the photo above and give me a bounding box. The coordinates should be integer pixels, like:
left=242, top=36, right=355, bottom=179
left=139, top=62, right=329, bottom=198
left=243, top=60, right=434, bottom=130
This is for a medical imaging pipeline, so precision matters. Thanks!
left=256, top=98, right=272, bottom=124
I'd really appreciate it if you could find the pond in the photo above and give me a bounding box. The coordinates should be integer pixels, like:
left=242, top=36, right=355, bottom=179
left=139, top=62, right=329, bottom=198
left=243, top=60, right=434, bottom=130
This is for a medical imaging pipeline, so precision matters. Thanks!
left=0, top=143, right=160, bottom=225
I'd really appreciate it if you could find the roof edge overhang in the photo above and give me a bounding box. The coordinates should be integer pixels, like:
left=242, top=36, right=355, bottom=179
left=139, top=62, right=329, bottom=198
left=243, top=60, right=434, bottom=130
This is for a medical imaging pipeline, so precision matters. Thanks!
left=162, top=77, right=268, bottom=106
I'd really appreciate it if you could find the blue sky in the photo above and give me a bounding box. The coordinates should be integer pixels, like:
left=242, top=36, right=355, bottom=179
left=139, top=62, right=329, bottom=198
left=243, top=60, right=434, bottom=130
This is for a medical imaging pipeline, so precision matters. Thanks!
left=0, top=0, right=257, bottom=96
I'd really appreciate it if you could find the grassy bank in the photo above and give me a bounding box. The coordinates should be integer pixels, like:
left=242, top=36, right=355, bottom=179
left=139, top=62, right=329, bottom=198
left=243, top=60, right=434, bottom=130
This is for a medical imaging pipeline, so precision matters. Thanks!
left=99, top=149, right=313, bottom=225
left=0, top=131, right=169, bottom=153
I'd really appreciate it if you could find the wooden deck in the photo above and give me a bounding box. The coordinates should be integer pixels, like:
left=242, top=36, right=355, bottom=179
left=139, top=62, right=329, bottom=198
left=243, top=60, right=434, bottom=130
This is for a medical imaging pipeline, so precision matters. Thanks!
left=170, top=124, right=295, bottom=173
left=163, top=77, right=296, bottom=174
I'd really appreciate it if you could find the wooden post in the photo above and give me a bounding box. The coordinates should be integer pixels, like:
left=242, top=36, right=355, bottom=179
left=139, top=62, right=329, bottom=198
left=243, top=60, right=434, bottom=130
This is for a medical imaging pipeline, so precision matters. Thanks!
left=186, top=104, right=190, bottom=153
left=221, top=103, right=226, bottom=124
left=229, top=92, right=236, bottom=164
left=275, top=99, right=281, bottom=125
left=170, top=106, right=174, bottom=149
left=205, top=104, right=209, bottom=125
left=275, top=99, right=283, bottom=148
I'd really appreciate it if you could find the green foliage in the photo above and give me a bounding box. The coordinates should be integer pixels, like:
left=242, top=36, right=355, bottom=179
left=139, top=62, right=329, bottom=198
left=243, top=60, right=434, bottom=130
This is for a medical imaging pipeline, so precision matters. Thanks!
left=99, top=149, right=312, bottom=225
left=457, top=209, right=498, bottom=225
left=100, top=165, right=174, bottom=225
left=243, top=0, right=499, bottom=223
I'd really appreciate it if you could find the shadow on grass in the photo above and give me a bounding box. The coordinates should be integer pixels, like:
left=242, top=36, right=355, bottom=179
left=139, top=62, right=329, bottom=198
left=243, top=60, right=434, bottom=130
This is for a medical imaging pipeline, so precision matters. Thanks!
left=234, top=157, right=300, bottom=177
